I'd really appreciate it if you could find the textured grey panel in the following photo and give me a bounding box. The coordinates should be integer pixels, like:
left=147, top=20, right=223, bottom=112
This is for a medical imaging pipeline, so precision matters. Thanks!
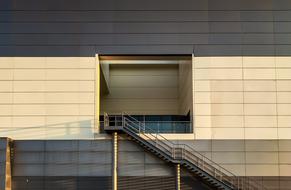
left=195, top=45, right=242, bottom=56
left=78, top=140, right=111, bottom=151
left=275, top=34, right=291, bottom=44
left=119, top=140, right=144, bottom=152
left=45, top=164, right=78, bottom=176
left=78, top=152, right=111, bottom=164
left=275, top=22, right=291, bottom=32
left=145, top=164, right=174, bottom=176
left=0, top=34, right=209, bottom=45
left=191, top=140, right=212, bottom=151
left=246, top=140, right=278, bottom=152
left=14, top=141, right=45, bottom=151
left=45, top=140, right=78, bottom=151
left=118, top=164, right=145, bottom=176
left=14, top=152, right=45, bottom=164
left=0, top=139, right=7, bottom=149
left=145, top=153, right=165, bottom=164
left=275, top=45, right=291, bottom=55
left=208, top=11, right=240, bottom=21
left=274, top=11, right=291, bottom=21
left=240, top=11, right=273, bottom=21
left=0, top=23, right=210, bottom=33
left=209, top=22, right=242, bottom=33
left=119, top=152, right=145, bottom=164
left=212, top=140, right=245, bottom=151
left=0, top=0, right=208, bottom=10
left=279, top=140, right=291, bottom=151
left=0, top=11, right=209, bottom=22
left=242, top=45, right=275, bottom=55
left=46, top=152, right=79, bottom=164
left=242, top=22, right=274, bottom=33
left=13, top=164, right=45, bottom=176
left=78, top=164, right=111, bottom=176
left=209, top=34, right=242, bottom=44
left=243, top=34, right=274, bottom=44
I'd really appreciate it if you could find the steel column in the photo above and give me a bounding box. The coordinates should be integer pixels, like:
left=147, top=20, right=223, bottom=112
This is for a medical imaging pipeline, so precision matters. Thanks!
left=112, top=132, right=118, bottom=190
left=176, top=164, right=181, bottom=190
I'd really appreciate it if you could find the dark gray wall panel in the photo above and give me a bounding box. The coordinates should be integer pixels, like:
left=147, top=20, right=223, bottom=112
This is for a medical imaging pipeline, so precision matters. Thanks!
left=0, top=0, right=291, bottom=56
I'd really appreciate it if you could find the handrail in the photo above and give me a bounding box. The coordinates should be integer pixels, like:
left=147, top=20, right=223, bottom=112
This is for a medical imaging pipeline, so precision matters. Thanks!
left=105, top=112, right=265, bottom=190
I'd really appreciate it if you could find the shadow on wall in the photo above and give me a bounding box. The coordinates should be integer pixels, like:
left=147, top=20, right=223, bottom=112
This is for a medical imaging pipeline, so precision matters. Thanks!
left=0, top=120, right=96, bottom=139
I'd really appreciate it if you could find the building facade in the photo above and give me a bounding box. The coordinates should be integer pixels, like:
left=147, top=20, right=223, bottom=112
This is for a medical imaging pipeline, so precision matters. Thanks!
left=1, top=0, right=291, bottom=189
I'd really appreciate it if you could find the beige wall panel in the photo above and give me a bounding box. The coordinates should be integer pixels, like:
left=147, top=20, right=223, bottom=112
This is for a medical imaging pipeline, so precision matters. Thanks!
left=0, top=105, right=12, bottom=115
left=194, top=81, right=243, bottom=92
left=243, top=57, right=275, bottom=68
left=0, top=81, right=12, bottom=91
left=0, top=69, right=13, bottom=80
left=46, top=69, right=95, bottom=80
left=45, top=81, right=95, bottom=92
left=278, top=128, right=291, bottom=139
left=195, top=92, right=243, bottom=103
left=46, top=116, right=94, bottom=125
left=107, top=88, right=178, bottom=99
left=279, top=152, right=291, bottom=164
left=277, top=92, right=291, bottom=103
left=212, top=152, right=245, bottom=164
left=243, top=80, right=276, bottom=91
left=195, top=69, right=242, bottom=80
left=194, top=128, right=212, bottom=139
left=244, top=92, right=276, bottom=103
left=13, top=93, right=45, bottom=103
left=6, top=128, right=46, bottom=139
left=110, top=76, right=178, bottom=87
left=212, top=140, right=245, bottom=151
left=45, top=93, right=94, bottom=104
left=279, top=165, right=291, bottom=176
left=279, top=140, right=291, bottom=151
left=195, top=104, right=243, bottom=116
left=14, top=69, right=46, bottom=80
left=245, top=140, right=278, bottom=151
left=45, top=57, right=95, bottom=68
left=0, top=93, right=12, bottom=104
left=212, top=128, right=244, bottom=139
left=245, top=128, right=278, bottom=139
left=244, top=104, right=277, bottom=115
left=246, top=165, right=279, bottom=176
left=13, top=57, right=45, bottom=68
left=0, top=117, right=12, bottom=128
left=12, top=116, right=45, bottom=128
left=243, top=69, right=276, bottom=79
left=277, top=69, right=291, bottom=79
left=246, top=152, right=278, bottom=164
left=278, top=116, right=291, bottom=128
left=244, top=116, right=277, bottom=128
left=45, top=105, right=94, bottom=116
left=12, top=105, right=46, bottom=116
left=195, top=116, right=244, bottom=128
left=0, top=57, right=14, bottom=68
left=277, top=104, right=291, bottom=115
left=14, top=81, right=45, bottom=92
left=277, top=81, right=291, bottom=91
left=194, top=57, right=242, bottom=68
left=220, top=164, right=245, bottom=176
left=276, top=57, right=291, bottom=67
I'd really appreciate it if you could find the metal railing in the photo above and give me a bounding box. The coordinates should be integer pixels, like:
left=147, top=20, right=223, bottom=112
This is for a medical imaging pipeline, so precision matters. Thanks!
left=104, top=112, right=265, bottom=190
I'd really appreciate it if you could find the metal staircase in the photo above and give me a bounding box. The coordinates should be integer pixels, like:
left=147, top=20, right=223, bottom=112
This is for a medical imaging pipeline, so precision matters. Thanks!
left=104, top=113, right=264, bottom=190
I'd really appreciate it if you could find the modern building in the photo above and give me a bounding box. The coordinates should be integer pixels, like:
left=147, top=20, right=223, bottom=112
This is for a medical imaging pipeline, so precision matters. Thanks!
left=1, top=0, right=291, bottom=189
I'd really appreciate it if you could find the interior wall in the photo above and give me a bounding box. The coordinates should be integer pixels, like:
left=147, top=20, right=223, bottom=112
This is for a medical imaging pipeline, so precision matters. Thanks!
left=0, top=57, right=96, bottom=139
left=101, top=64, right=179, bottom=115
left=178, top=60, right=193, bottom=115
left=192, top=56, right=291, bottom=140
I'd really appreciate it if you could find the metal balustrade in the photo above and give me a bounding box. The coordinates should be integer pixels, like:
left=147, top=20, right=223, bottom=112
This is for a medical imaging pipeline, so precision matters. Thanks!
left=104, top=112, right=265, bottom=190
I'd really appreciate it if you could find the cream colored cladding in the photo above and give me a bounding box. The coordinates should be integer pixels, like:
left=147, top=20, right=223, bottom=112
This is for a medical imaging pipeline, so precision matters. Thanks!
left=101, top=64, right=179, bottom=115
left=0, top=57, right=96, bottom=139
left=193, top=56, right=291, bottom=140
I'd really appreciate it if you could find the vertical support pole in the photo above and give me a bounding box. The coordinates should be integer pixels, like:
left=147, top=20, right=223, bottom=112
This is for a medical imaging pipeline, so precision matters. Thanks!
left=95, top=54, right=100, bottom=134
left=112, top=132, right=118, bottom=190
left=176, top=164, right=181, bottom=190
